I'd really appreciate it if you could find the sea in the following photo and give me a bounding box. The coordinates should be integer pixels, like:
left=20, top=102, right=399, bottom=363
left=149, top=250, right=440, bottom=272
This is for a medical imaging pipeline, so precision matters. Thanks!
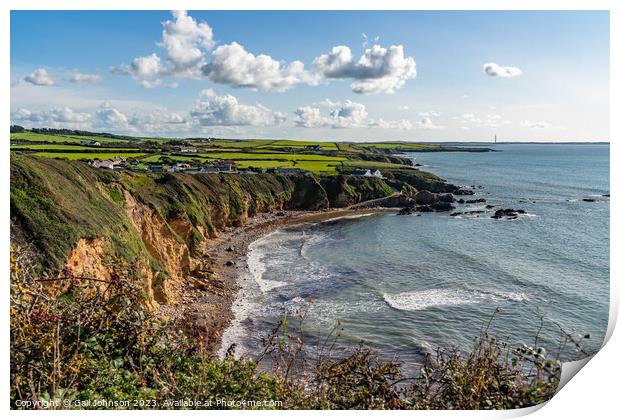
left=220, top=143, right=610, bottom=366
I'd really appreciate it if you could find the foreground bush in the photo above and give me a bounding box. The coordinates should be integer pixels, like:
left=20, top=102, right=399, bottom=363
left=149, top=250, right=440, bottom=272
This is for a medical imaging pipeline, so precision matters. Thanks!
left=10, top=247, right=560, bottom=410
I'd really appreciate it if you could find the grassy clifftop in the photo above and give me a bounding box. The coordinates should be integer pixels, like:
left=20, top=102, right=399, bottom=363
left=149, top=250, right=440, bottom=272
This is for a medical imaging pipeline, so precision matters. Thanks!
left=10, top=154, right=400, bottom=275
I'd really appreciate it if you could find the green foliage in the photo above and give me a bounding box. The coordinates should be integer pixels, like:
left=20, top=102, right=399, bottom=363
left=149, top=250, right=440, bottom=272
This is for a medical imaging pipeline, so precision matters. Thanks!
left=408, top=332, right=560, bottom=409
left=319, top=175, right=394, bottom=207
left=310, top=346, right=405, bottom=409
left=381, top=168, right=454, bottom=193
left=10, top=155, right=135, bottom=270
left=107, top=186, right=124, bottom=204
left=10, top=248, right=560, bottom=410
left=10, top=250, right=286, bottom=409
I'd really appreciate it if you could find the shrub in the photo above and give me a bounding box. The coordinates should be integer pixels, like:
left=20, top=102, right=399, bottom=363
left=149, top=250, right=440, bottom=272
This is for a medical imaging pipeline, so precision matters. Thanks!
left=10, top=246, right=286, bottom=409
left=10, top=247, right=561, bottom=410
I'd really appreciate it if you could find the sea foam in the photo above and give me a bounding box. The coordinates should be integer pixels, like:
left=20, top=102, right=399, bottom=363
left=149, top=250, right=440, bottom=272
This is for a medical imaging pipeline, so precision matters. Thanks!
left=383, top=288, right=528, bottom=312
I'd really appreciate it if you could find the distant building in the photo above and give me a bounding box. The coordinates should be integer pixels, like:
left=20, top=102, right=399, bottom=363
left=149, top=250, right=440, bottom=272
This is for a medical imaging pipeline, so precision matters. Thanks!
left=148, top=164, right=164, bottom=173
left=350, top=169, right=383, bottom=178
left=166, top=162, right=191, bottom=172
left=81, top=140, right=101, bottom=147
left=173, top=145, right=198, bottom=153
left=305, top=145, right=321, bottom=151
left=207, top=160, right=235, bottom=172
left=351, top=169, right=372, bottom=177
left=89, top=156, right=125, bottom=170
left=90, top=159, right=115, bottom=170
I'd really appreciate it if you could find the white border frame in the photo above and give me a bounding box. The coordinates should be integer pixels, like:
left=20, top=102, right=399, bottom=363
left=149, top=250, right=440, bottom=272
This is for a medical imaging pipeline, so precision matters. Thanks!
left=2, top=1, right=616, bottom=419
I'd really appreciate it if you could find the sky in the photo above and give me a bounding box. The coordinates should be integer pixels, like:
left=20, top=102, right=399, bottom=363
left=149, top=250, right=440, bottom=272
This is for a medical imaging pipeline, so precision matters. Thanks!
left=10, top=10, right=610, bottom=142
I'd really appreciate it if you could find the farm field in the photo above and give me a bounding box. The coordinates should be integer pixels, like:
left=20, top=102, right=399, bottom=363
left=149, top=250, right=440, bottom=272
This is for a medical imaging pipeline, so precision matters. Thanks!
left=11, top=144, right=140, bottom=151
left=343, top=160, right=413, bottom=169
left=141, top=154, right=210, bottom=163
left=197, top=152, right=346, bottom=161
left=33, top=152, right=147, bottom=160
left=10, top=129, right=486, bottom=174
left=11, top=132, right=127, bottom=144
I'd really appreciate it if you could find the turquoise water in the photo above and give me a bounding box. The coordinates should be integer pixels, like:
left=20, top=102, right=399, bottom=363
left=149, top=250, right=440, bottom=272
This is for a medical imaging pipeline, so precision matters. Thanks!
left=221, top=144, right=609, bottom=364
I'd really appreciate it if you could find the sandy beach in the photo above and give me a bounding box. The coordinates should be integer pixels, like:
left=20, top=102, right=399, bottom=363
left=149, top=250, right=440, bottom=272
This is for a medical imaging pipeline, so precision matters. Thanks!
left=160, top=207, right=397, bottom=353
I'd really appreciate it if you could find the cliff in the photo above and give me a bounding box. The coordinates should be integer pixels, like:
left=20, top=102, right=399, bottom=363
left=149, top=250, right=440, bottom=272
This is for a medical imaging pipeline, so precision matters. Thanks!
left=11, top=155, right=413, bottom=309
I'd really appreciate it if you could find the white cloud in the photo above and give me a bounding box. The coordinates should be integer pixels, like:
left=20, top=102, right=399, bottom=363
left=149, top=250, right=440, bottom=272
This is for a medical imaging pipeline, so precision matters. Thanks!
left=329, top=100, right=369, bottom=128
left=458, top=112, right=511, bottom=128
left=139, top=79, right=178, bottom=89
left=483, top=62, right=523, bottom=78
left=398, top=105, right=410, bottom=111
left=314, top=44, right=416, bottom=94
left=418, top=117, right=444, bottom=130
left=190, top=89, right=286, bottom=126
left=111, top=11, right=214, bottom=80
left=24, top=68, right=55, bottom=86
left=113, top=11, right=317, bottom=91
left=11, top=107, right=91, bottom=124
left=295, top=100, right=415, bottom=130
left=202, top=42, right=319, bottom=92
left=11, top=107, right=93, bottom=130
left=128, top=108, right=188, bottom=134
left=11, top=103, right=190, bottom=135
left=460, top=113, right=482, bottom=125
left=295, top=100, right=368, bottom=128
left=130, top=108, right=186, bottom=126
left=96, top=103, right=129, bottom=128
left=419, top=110, right=441, bottom=117
left=160, top=10, right=214, bottom=75
left=113, top=53, right=166, bottom=78
left=521, top=120, right=551, bottom=129
left=317, top=98, right=342, bottom=108
left=294, top=107, right=326, bottom=128
left=369, top=118, right=414, bottom=130
left=70, top=72, right=103, bottom=83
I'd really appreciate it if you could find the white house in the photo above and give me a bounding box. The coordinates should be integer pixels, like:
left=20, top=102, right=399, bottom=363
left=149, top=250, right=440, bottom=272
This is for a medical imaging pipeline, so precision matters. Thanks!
left=90, top=159, right=115, bottom=170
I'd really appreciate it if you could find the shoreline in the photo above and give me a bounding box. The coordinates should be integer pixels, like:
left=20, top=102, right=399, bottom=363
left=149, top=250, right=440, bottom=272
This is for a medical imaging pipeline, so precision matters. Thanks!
left=163, top=206, right=397, bottom=354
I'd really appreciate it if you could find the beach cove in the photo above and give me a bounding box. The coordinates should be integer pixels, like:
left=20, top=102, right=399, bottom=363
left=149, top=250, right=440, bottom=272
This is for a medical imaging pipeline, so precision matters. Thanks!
left=218, top=143, right=610, bottom=365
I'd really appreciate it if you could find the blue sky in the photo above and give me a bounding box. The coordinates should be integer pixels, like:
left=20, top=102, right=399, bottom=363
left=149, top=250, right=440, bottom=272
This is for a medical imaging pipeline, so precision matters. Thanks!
left=10, top=10, right=609, bottom=141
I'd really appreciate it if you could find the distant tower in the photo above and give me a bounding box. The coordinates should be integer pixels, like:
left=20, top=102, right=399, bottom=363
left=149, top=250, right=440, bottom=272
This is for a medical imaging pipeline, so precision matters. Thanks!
left=494, top=134, right=497, bottom=144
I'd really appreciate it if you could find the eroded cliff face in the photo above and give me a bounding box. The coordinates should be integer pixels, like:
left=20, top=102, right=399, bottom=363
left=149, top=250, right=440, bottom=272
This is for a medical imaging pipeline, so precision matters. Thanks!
left=11, top=155, right=404, bottom=311
left=56, top=177, right=323, bottom=310
left=122, top=190, right=195, bottom=306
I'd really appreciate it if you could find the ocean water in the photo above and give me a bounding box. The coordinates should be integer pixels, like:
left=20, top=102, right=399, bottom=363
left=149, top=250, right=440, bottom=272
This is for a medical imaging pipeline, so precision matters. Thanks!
left=221, top=144, right=609, bottom=365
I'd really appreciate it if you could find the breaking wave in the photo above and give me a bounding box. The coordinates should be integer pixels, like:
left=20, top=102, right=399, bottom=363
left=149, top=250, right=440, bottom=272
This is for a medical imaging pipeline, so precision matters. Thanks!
left=383, top=288, right=528, bottom=312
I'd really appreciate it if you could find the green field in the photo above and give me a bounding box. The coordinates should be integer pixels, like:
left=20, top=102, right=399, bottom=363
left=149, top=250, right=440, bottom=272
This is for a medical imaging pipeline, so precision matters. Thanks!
left=234, top=159, right=343, bottom=174
left=141, top=154, right=210, bottom=163
left=343, top=160, right=413, bottom=169
left=192, top=139, right=276, bottom=148
left=189, top=139, right=339, bottom=151
left=292, top=160, right=343, bottom=173
left=256, top=140, right=339, bottom=150
left=11, top=132, right=127, bottom=144
left=234, top=160, right=295, bottom=169
left=33, top=152, right=146, bottom=160
left=197, top=152, right=346, bottom=161
left=357, top=142, right=445, bottom=150
left=10, top=130, right=483, bottom=174
left=12, top=144, right=139, bottom=151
